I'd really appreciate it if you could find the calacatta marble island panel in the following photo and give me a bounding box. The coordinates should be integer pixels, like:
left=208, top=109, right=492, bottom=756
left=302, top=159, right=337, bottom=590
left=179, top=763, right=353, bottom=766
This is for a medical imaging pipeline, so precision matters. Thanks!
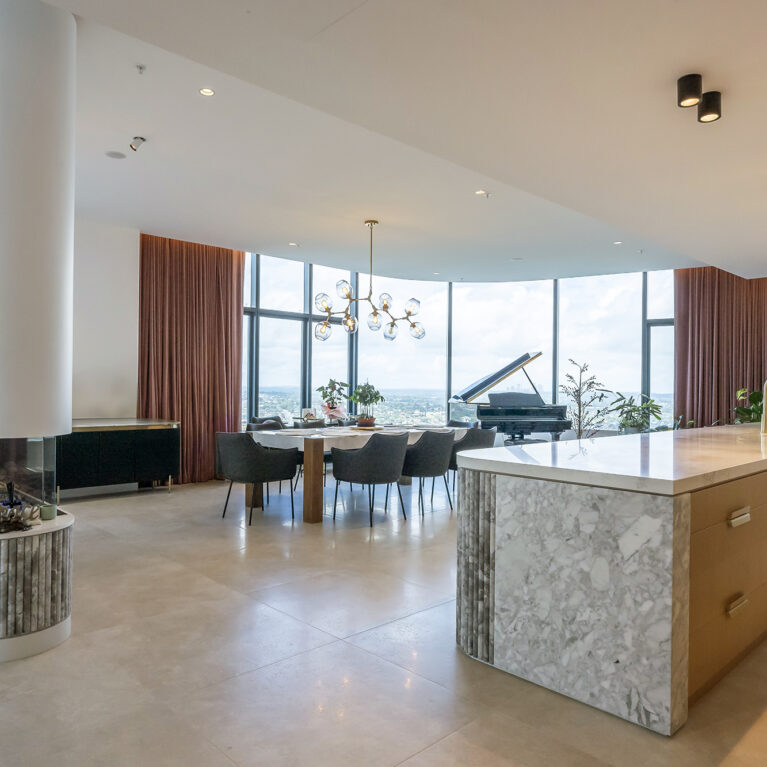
left=456, top=424, right=767, bottom=736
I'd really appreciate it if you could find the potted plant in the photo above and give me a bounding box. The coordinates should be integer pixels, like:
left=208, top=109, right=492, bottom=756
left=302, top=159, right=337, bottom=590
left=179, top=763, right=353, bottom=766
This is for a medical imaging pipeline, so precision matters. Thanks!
left=734, top=387, right=764, bottom=424
left=349, top=382, right=385, bottom=427
left=558, top=359, right=611, bottom=438
left=316, top=379, right=349, bottom=422
left=609, top=393, right=663, bottom=434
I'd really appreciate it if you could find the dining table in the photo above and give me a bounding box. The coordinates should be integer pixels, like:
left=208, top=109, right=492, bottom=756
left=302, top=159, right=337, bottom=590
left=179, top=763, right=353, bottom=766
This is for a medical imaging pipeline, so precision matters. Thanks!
left=248, top=425, right=469, bottom=523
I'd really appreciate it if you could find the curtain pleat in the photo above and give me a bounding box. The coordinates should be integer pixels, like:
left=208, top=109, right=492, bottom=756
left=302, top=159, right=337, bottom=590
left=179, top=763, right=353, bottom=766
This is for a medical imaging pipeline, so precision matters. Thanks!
left=674, top=267, right=767, bottom=427
left=137, top=235, right=244, bottom=483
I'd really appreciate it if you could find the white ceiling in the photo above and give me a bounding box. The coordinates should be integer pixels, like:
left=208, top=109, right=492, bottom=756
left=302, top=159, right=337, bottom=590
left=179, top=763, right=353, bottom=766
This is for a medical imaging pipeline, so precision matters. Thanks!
left=52, top=1, right=767, bottom=279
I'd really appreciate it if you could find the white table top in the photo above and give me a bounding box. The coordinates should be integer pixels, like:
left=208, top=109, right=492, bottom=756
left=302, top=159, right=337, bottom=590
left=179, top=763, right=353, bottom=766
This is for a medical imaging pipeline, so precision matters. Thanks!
left=250, top=426, right=467, bottom=451
left=456, top=423, right=767, bottom=495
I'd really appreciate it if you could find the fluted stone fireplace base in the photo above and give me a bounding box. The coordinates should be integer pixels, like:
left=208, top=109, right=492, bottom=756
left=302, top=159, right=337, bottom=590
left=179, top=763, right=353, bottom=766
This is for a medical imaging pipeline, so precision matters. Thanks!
left=0, top=511, right=73, bottom=661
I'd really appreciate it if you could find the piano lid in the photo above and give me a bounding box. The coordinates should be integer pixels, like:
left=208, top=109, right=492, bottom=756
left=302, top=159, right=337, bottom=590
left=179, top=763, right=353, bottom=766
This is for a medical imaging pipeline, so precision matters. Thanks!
left=451, top=351, right=543, bottom=404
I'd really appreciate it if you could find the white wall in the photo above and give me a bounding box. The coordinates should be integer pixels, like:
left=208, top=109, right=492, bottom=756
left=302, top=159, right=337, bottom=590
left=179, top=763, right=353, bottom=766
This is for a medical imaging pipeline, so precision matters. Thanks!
left=73, top=217, right=140, bottom=418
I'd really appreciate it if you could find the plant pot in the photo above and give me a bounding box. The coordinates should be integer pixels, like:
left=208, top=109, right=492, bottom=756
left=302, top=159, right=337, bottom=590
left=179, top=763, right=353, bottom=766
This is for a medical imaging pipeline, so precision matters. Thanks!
left=620, top=426, right=642, bottom=435
left=357, top=416, right=376, bottom=427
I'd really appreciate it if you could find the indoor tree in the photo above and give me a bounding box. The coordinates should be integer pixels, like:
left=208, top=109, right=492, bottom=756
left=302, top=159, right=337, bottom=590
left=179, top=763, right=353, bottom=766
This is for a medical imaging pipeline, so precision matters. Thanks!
left=558, top=359, right=611, bottom=439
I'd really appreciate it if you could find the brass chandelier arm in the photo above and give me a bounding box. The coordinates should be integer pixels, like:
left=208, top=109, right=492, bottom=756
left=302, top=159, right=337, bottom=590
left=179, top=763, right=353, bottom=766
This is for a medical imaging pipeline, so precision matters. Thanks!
left=313, top=218, right=423, bottom=340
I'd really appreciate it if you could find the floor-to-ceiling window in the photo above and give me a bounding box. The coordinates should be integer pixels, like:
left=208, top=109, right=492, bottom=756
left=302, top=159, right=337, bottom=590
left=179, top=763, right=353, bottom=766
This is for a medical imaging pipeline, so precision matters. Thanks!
left=451, top=280, right=554, bottom=412
left=310, top=265, right=351, bottom=414
left=558, top=272, right=644, bottom=429
left=645, top=269, right=675, bottom=425
left=357, top=274, right=448, bottom=424
left=241, top=252, right=675, bottom=433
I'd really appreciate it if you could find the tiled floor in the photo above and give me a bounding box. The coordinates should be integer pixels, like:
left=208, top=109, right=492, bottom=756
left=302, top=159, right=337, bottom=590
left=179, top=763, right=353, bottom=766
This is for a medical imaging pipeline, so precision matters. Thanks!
left=2, top=478, right=767, bottom=765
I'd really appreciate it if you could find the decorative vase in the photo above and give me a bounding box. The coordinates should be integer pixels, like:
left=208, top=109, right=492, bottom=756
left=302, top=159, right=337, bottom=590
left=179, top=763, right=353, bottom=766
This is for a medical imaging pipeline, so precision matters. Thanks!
left=40, top=503, right=57, bottom=521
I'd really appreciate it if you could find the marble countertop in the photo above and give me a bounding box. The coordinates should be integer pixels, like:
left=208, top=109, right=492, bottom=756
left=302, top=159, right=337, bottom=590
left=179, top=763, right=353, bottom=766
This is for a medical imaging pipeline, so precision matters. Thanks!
left=72, top=418, right=180, bottom=431
left=457, top=423, right=767, bottom=495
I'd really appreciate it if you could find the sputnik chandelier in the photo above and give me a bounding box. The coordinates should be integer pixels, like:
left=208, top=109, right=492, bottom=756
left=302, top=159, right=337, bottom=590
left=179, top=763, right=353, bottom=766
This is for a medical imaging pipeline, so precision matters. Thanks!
left=314, top=219, right=425, bottom=342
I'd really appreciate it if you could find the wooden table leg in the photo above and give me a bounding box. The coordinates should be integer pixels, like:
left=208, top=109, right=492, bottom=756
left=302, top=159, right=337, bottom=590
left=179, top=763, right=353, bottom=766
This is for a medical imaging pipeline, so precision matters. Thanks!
left=302, top=437, right=325, bottom=523
left=244, top=483, right=263, bottom=509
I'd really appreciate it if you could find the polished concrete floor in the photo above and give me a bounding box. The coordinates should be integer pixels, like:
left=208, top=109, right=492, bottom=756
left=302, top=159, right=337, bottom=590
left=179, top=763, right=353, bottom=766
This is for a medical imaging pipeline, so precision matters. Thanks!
left=2, top=477, right=767, bottom=766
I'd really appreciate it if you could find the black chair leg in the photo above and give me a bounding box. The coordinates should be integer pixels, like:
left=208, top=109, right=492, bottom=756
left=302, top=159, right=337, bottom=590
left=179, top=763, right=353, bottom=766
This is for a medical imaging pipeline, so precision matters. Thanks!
left=443, top=474, right=453, bottom=510
left=266, top=482, right=269, bottom=505
left=431, top=477, right=435, bottom=506
left=372, top=484, right=376, bottom=509
left=222, top=480, right=233, bottom=518
left=453, top=470, right=456, bottom=492
left=290, top=483, right=295, bottom=520
left=418, top=478, right=424, bottom=515
left=397, top=483, right=406, bottom=520
left=385, top=483, right=390, bottom=512
left=333, top=479, right=340, bottom=520
left=248, top=483, right=255, bottom=525
left=368, top=484, right=374, bottom=527
left=279, top=480, right=282, bottom=494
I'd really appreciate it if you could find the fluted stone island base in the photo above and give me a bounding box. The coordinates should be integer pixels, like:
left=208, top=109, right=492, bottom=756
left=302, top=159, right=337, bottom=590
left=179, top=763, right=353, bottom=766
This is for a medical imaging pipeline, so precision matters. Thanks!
left=456, top=425, right=767, bottom=736
left=0, top=511, right=73, bottom=662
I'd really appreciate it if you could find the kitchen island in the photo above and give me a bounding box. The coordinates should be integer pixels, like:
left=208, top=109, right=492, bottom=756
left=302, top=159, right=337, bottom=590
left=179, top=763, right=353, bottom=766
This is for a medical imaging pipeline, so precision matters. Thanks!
left=456, top=424, right=767, bottom=735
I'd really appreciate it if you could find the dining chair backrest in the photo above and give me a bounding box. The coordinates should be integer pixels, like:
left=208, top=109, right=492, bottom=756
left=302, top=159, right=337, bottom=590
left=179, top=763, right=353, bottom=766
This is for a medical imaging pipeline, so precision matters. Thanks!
left=402, top=430, right=455, bottom=478
left=216, top=432, right=298, bottom=484
left=447, top=419, right=479, bottom=428
left=250, top=415, right=287, bottom=429
left=246, top=420, right=283, bottom=431
left=330, top=432, right=409, bottom=485
left=449, top=427, right=497, bottom=471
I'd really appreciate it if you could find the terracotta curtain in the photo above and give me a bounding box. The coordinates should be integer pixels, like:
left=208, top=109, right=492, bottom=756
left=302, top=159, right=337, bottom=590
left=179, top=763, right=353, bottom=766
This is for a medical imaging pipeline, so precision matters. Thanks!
left=675, top=266, right=767, bottom=427
left=138, top=235, right=244, bottom=483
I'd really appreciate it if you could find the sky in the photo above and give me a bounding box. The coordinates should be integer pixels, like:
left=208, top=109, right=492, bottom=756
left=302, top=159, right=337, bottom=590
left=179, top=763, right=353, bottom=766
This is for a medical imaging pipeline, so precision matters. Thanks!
left=252, top=254, right=675, bottom=402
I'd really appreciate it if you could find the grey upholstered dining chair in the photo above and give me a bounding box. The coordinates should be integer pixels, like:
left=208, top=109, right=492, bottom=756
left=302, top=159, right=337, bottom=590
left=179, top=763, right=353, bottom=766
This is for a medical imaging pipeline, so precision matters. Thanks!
left=249, top=415, right=287, bottom=429
left=401, top=430, right=456, bottom=513
left=449, top=426, right=497, bottom=489
left=216, top=432, right=298, bottom=524
left=447, top=419, right=479, bottom=428
left=330, top=432, right=409, bottom=526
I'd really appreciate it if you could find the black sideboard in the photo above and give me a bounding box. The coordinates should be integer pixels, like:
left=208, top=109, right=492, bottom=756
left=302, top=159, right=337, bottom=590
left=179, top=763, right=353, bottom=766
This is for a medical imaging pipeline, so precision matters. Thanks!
left=56, top=419, right=180, bottom=491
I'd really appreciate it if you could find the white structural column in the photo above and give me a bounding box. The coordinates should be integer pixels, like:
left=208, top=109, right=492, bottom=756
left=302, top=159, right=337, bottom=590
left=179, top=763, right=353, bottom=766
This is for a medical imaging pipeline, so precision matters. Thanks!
left=0, top=0, right=76, bottom=437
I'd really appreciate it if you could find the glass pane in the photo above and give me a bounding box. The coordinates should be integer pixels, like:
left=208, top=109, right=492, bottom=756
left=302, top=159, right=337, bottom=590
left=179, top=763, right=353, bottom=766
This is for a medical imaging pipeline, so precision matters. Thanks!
left=259, top=255, right=305, bottom=313
left=311, top=324, right=349, bottom=416
left=241, top=317, right=250, bottom=428
left=650, top=324, right=675, bottom=427
left=243, top=253, right=255, bottom=308
left=647, top=269, right=674, bottom=319
left=452, top=280, right=554, bottom=404
left=558, top=272, right=642, bottom=431
left=357, top=274, right=447, bottom=425
left=312, top=264, right=351, bottom=317
left=258, top=317, right=302, bottom=422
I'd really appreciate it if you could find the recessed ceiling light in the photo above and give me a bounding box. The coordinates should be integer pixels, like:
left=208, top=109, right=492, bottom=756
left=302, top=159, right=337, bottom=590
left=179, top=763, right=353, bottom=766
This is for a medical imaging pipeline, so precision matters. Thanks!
left=288, top=242, right=299, bottom=247
left=199, top=87, right=215, bottom=97
left=433, top=272, right=439, bottom=275
left=510, top=257, right=524, bottom=262
left=475, top=189, right=490, bottom=196
left=106, top=151, right=126, bottom=159
left=613, top=241, right=623, bottom=245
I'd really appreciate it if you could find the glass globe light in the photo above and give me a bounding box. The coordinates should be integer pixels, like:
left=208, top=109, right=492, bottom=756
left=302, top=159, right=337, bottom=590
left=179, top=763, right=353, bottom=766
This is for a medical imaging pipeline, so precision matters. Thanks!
left=378, top=292, right=392, bottom=311
left=314, top=321, right=332, bottom=341
left=336, top=279, right=353, bottom=299
left=383, top=321, right=398, bottom=341
left=409, top=322, right=425, bottom=340
left=314, top=292, right=332, bottom=313
left=343, top=315, right=358, bottom=334
left=404, top=297, right=420, bottom=316
left=367, top=310, right=382, bottom=331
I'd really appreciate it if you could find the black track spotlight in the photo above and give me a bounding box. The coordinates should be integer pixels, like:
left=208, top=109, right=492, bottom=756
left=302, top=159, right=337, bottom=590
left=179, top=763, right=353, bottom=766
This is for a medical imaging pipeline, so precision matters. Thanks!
left=677, top=74, right=702, bottom=108
left=697, top=91, right=722, bottom=123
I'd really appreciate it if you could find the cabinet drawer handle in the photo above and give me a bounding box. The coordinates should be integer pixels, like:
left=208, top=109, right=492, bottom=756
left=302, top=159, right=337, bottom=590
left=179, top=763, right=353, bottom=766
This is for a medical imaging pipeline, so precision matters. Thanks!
left=726, top=595, right=749, bottom=617
left=728, top=507, right=751, bottom=528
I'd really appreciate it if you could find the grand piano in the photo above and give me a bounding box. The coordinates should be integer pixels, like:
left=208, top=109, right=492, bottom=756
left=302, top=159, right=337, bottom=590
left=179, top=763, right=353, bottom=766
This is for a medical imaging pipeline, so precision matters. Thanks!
left=450, top=352, right=571, bottom=443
